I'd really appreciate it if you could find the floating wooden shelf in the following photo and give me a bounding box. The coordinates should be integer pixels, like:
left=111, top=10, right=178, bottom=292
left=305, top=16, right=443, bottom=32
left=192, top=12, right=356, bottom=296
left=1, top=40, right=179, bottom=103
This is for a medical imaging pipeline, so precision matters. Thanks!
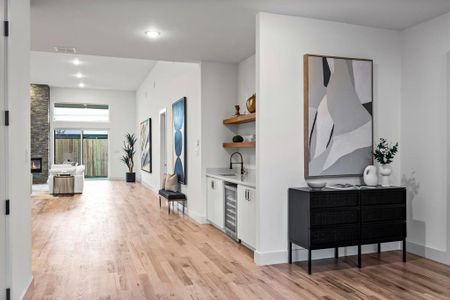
left=223, top=113, right=256, bottom=125
left=223, top=142, right=256, bottom=148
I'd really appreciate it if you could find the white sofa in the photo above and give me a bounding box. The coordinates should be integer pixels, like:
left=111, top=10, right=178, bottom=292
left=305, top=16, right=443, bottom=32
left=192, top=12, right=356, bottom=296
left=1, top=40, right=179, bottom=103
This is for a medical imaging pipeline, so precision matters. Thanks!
left=48, top=164, right=85, bottom=194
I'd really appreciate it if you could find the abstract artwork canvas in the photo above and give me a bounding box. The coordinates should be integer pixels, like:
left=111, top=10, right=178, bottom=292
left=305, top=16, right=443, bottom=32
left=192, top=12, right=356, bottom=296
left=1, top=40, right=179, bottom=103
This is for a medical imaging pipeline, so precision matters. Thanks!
left=140, top=118, right=152, bottom=173
left=304, top=54, right=373, bottom=177
left=172, top=97, right=187, bottom=184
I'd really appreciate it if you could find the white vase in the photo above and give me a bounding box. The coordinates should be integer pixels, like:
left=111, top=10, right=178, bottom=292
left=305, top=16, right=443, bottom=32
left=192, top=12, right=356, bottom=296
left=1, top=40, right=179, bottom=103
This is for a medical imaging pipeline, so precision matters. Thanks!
left=363, top=165, right=378, bottom=186
left=379, top=164, right=392, bottom=187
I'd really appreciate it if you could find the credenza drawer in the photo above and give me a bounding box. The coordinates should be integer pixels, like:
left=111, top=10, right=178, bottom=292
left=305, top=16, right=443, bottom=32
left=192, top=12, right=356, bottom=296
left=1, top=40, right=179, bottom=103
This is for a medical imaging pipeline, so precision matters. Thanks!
left=361, top=205, right=406, bottom=223
left=311, top=225, right=360, bottom=248
left=361, top=189, right=405, bottom=206
left=311, top=207, right=359, bottom=227
left=310, top=192, right=359, bottom=208
left=361, top=222, right=406, bottom=243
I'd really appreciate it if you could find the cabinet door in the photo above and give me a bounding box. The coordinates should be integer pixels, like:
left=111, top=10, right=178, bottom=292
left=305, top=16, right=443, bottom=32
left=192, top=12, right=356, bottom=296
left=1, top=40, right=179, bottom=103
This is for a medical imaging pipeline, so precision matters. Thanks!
left=215, top=180, right=224, bottom=228
left=237, top=185, right=256, bottom=249
left=207, top=177, right=224, bottom=229
left=207, top=177, right=216, bottom=224
left=246, top=187, right=256, bottom=248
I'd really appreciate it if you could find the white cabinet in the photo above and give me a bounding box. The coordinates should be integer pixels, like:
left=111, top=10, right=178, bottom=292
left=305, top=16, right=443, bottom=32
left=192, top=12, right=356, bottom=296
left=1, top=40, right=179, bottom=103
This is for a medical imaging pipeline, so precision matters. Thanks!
left=207, top=177, right=224, bottom=229
left=237, top=185, right=256, bottom=249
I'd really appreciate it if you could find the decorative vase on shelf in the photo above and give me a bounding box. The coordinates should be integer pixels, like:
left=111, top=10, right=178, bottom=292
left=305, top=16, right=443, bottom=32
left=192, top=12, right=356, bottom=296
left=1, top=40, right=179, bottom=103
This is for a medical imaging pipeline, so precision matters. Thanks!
left=379, top=164, right=392, bottom=187
left=246, top=94, right=256, bottom=113
left=363, top=165, right=378, bottom=186
left=234, top=105, right=241, bottom=116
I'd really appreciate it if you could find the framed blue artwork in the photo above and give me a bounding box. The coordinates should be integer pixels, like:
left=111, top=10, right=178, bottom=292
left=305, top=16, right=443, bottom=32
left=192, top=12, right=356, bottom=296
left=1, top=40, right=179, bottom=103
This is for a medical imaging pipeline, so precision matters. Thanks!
left=140, top=118, right=152, bottom=173
left=172, top=97, right=187, bottom=184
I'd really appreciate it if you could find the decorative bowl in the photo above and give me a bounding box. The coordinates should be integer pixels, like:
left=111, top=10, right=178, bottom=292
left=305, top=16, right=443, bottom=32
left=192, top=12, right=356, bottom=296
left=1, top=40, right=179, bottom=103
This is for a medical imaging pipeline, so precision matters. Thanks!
left=306, top=180, right=327, bottom=190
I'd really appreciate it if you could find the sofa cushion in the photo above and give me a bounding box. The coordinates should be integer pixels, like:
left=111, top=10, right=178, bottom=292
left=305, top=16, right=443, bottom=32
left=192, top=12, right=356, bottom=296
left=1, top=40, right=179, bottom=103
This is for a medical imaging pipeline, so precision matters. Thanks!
left=75, top=165, right=85, bottom=175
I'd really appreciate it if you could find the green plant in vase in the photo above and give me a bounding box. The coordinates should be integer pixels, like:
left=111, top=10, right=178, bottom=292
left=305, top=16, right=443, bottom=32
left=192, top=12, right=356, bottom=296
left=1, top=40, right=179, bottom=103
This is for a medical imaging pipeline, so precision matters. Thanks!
left=373, top=138, right=398, bottom=187
left=121, top=133, right=137, bottom=182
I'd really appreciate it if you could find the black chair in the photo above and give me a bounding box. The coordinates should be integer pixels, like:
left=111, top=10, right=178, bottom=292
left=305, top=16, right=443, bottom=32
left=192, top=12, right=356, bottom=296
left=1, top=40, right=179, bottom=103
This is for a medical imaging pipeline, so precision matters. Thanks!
left=158, top=189, right=187, bottom=214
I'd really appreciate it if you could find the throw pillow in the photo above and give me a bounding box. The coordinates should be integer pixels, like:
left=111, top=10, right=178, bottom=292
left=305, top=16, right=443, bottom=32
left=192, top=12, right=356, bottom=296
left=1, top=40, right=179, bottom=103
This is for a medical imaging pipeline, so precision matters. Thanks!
left=165, top=174, right=179, bottom=192
left=161, top=173, right=168, bottom=189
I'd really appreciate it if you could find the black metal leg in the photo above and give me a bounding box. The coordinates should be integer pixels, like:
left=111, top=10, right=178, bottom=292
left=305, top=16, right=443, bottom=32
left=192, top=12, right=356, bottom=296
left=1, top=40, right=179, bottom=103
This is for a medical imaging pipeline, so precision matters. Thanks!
left=403, top=239, right=406, bottom=262
left=182, top=201, right=185, bottom=214
left=308, top=249, right=312, bottom=275
left=358, top=245, right=362, bottom=268
left=288, top=242, right=292, bottom=264
left=378, top=243, right=381, bottom=254
left=168, top=201, right=171, bottom=214
left=159, top=196, right=161, bottom=207
left=334, top=247, right=338, bottom=259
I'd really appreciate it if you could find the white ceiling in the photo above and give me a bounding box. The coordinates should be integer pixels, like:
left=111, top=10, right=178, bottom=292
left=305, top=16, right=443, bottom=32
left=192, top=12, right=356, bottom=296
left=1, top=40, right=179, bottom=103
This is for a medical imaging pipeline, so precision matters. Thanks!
left=30, top=51, right=156, bottom=91
left=30, top=0, right=450, bottom=63
left=31, top=0, right=450, bottom=62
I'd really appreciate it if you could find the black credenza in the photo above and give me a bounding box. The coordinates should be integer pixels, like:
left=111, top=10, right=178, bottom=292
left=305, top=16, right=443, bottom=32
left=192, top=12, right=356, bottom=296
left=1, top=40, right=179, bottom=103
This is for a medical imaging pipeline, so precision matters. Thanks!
left=288, top=187, right=406, bottom=274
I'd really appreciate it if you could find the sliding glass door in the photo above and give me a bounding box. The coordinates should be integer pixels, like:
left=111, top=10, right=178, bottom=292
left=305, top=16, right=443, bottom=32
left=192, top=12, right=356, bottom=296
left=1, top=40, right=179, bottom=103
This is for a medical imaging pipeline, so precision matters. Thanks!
left=54, top=129, right=108, bottom=178
left=82, top=131, right=108, bottom=178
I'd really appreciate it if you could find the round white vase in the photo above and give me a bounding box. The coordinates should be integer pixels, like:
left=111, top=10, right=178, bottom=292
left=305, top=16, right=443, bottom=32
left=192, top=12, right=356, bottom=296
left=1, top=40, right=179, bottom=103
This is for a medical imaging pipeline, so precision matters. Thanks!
left=363, top=165, right=378, bottom=186
left=379, top=164, right=392, bottom=187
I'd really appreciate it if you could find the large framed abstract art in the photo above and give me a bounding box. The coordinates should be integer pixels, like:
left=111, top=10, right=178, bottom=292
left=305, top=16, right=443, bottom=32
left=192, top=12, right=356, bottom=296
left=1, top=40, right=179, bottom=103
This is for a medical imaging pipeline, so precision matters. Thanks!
left=140, top=118, right=152, bottom=173
left=172, top=97, right=187, bottom=184
left=304, top=54, right=373, bottom=178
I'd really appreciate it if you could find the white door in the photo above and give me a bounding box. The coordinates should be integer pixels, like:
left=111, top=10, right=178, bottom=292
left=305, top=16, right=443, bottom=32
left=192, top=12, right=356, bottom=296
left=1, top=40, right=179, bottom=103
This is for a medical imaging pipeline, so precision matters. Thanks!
left=159, top=110, right=167, bottom=187
left=207, top=178, right=224, bottom=229
left=237, top=185, right=256, bottom=249
left=0, top=0, right=8, bottom=297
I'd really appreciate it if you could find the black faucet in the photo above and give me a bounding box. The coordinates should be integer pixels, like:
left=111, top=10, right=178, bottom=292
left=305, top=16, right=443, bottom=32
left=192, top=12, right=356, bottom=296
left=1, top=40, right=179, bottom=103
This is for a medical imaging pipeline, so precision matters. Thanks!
left=229, top=152, right=245, bottom=175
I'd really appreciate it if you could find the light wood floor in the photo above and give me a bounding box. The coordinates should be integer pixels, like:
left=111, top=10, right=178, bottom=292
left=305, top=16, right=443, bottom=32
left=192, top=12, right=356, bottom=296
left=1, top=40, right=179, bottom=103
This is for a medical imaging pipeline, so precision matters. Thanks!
left=25, top=180, right=450, bottom=299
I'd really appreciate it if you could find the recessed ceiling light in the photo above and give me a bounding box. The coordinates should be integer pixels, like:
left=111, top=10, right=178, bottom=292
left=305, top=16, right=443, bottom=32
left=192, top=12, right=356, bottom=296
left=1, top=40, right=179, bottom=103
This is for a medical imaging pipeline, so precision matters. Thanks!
left=78, top=83, right=85, bottom=88
left=74, top=72, right=84, bottom=79
left=145, top=31, right=160, bottom=39
left=72, top=58, right=81, bottom=65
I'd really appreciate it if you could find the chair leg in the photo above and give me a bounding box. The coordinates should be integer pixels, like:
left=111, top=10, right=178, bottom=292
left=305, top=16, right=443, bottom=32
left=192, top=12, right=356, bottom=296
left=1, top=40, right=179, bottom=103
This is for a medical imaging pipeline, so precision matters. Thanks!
left=168, top=201, right=171, bottom=214
left=159, top=196, right=161, bottom=207
left=182, top=201, right=185, bottom=214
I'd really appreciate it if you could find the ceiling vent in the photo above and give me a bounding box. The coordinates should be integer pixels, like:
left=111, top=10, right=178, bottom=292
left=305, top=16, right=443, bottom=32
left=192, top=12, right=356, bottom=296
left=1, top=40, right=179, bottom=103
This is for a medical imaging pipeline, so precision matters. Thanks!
left=53, top=46, right=77, bottom=54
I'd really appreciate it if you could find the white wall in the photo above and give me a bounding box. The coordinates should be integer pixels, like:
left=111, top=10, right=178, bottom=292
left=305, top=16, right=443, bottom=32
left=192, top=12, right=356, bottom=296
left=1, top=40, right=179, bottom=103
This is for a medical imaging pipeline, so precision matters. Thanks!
left=201, top=61, right=238, bottom=216
left=50, top=87, right=136, bottom=180
left=256, top=12, right=402, bottom=265
left=8, top=0, right=33, bottom=298
left=400, top=12, right=450, bottom=264
left=237, top=55, right=256, bottom=168
left=136, top=61, right=203, bottom=221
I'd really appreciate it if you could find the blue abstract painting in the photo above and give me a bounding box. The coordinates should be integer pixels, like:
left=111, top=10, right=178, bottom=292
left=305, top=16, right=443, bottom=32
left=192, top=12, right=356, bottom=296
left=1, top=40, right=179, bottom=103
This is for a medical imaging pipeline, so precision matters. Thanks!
left=172, top=97, right=186, bottom=184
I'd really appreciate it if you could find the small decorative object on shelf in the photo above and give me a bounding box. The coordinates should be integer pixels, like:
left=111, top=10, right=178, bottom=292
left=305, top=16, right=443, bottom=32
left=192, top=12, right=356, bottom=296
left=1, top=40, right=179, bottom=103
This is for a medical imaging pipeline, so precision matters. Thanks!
left=246, top=94, right=256, bottom=113
left=232, top=135, right=244, bottom=143
left=373, top=138, right=399, bottom=187
left=363, top=165, right=378, bottom=186
left=234, top=105, right=241, bottom=116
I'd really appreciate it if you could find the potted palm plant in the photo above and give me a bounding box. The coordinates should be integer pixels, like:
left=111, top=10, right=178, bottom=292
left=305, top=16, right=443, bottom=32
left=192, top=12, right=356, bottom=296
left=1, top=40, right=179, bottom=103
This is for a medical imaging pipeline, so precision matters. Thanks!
left=121, top=133, right=137, bottom=182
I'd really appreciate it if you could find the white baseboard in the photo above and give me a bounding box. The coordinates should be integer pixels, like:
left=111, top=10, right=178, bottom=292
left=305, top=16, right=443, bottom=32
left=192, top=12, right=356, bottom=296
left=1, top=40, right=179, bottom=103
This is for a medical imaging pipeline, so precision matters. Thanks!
left=140, top=180, right=158, bottom=194
left=188, top=209, right=209, bottom=224
left=20, top=276, right=33, bottom=300
left=406, top=241, right=449, bottom=265
left=255, top=242, right=401, bottom=266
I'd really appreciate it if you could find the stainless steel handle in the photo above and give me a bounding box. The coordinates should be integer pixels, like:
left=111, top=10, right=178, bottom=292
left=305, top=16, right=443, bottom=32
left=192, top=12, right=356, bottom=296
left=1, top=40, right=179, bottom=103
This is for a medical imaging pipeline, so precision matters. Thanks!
left=211, top=180, right=214, bottom=189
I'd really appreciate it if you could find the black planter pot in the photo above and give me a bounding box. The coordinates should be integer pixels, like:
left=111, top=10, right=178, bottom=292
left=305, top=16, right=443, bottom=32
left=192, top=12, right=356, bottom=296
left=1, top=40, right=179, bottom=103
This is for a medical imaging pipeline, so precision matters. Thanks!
left=126, top=172, right=136, bottom=183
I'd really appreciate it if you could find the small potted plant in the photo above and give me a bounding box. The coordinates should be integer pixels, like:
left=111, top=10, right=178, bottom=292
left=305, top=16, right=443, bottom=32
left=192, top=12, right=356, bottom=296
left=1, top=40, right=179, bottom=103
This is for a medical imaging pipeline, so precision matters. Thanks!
left=373, top=138, right=398, bottom=187
left=121, top=133, right=137, bottom=182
